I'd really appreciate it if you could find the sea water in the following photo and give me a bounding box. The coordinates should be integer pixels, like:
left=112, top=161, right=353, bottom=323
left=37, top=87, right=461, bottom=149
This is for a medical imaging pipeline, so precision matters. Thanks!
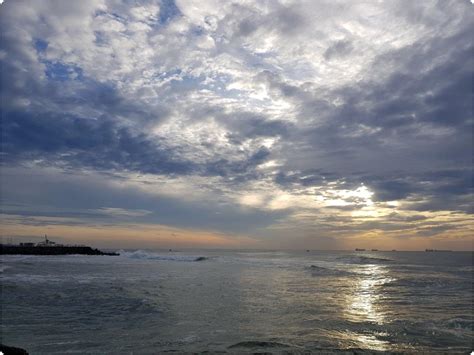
left=1, top=250, right=472, bottom=353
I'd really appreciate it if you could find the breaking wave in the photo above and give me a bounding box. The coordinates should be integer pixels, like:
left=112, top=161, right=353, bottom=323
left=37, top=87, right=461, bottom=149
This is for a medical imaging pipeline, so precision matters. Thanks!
left=443, top=317, right=473, bottom=331
left=307, top=265, right=353, bottom=277
left=118, top=250, right=209, bottom=262
left=0, top=264, right=11, bottom=273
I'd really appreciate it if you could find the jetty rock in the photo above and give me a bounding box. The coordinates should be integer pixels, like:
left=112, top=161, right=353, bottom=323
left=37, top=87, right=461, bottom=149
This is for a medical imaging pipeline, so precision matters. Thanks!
left=0, top=245, right=119, bottom=256
left=0, top=343, right=29, bottom=354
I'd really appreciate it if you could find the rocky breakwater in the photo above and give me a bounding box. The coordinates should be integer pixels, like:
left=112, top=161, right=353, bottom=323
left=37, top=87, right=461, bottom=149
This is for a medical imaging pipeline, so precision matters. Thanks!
left=0, top=244, right=119, bottom=256
left=0, top=343, right=29, bottom=354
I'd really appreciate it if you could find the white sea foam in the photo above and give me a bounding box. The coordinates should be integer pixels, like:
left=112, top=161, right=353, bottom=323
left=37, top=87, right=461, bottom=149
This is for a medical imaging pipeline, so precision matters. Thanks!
left=0, top=264, right=11, bottom=273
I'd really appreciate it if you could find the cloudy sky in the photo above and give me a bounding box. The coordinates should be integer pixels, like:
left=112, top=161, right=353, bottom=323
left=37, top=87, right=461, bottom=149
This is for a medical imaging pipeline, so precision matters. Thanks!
left=1, top=0, right=472, bottom=250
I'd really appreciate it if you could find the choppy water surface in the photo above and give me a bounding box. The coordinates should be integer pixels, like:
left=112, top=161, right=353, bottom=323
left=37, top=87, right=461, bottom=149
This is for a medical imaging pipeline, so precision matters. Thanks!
left=1, top=250, right=472, bottom=353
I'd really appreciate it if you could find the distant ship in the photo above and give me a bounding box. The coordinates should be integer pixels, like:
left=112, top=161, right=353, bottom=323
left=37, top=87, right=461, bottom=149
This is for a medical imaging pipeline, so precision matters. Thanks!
left=355, top=248, right=366, bottom=251
left=425, top=249, right=452, bottom=252
left=1, top=235, right=119, bottom=256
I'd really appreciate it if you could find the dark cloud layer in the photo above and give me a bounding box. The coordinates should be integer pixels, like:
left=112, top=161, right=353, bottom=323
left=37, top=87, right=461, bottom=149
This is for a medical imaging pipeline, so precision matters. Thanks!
left=1, top=109, right=194, bottom=175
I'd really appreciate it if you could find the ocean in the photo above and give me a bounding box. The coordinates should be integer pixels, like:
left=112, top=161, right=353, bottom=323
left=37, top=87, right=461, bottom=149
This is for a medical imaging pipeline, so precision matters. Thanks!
left=1, top=250, right=472, bottom=354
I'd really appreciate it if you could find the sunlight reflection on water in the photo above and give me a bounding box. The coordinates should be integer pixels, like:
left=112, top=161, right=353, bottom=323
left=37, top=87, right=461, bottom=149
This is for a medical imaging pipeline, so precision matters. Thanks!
left=344, top=264, right=395, bottom=350
left=2, top=252, right=472, bottom=353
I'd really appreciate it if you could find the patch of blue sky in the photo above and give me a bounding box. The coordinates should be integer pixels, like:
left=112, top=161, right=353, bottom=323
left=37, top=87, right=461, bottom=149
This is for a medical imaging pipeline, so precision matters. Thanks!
left=159, top=0, right=181, bottom=24
left=146, top=68, right=182, bottom=84
left=151, top=69, right=235, bottom=96
left=33, top=38, right=48, bottom=53
left=94, top=31, right=109, bottom=46
left=165, top=74, right=205, bottom=91
left=190, top=26, right=205, bottom=36
left=44, top=61, right=83, bottom=82
left=92, top=1, right=180, bottom=33
left=204, top=75, right=235, bottom=93
left=124, top=0, right=181, bottom=30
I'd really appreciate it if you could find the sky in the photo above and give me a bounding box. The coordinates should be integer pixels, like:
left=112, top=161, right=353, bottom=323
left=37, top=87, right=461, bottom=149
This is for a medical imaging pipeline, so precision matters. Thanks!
left=0, top=0, right=472, bottom=250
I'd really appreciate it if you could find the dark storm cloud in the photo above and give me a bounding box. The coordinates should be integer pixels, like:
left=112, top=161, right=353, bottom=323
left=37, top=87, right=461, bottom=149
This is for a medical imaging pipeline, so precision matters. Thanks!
left=366, top=179, right=416, bottom=202
left=362, top=168, right=473, bottom=213
left=359, top=32, right=472, bottom=129
left=1, top=107, right=274, bottom=179
left=1, top=109, right=195, bottom=175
